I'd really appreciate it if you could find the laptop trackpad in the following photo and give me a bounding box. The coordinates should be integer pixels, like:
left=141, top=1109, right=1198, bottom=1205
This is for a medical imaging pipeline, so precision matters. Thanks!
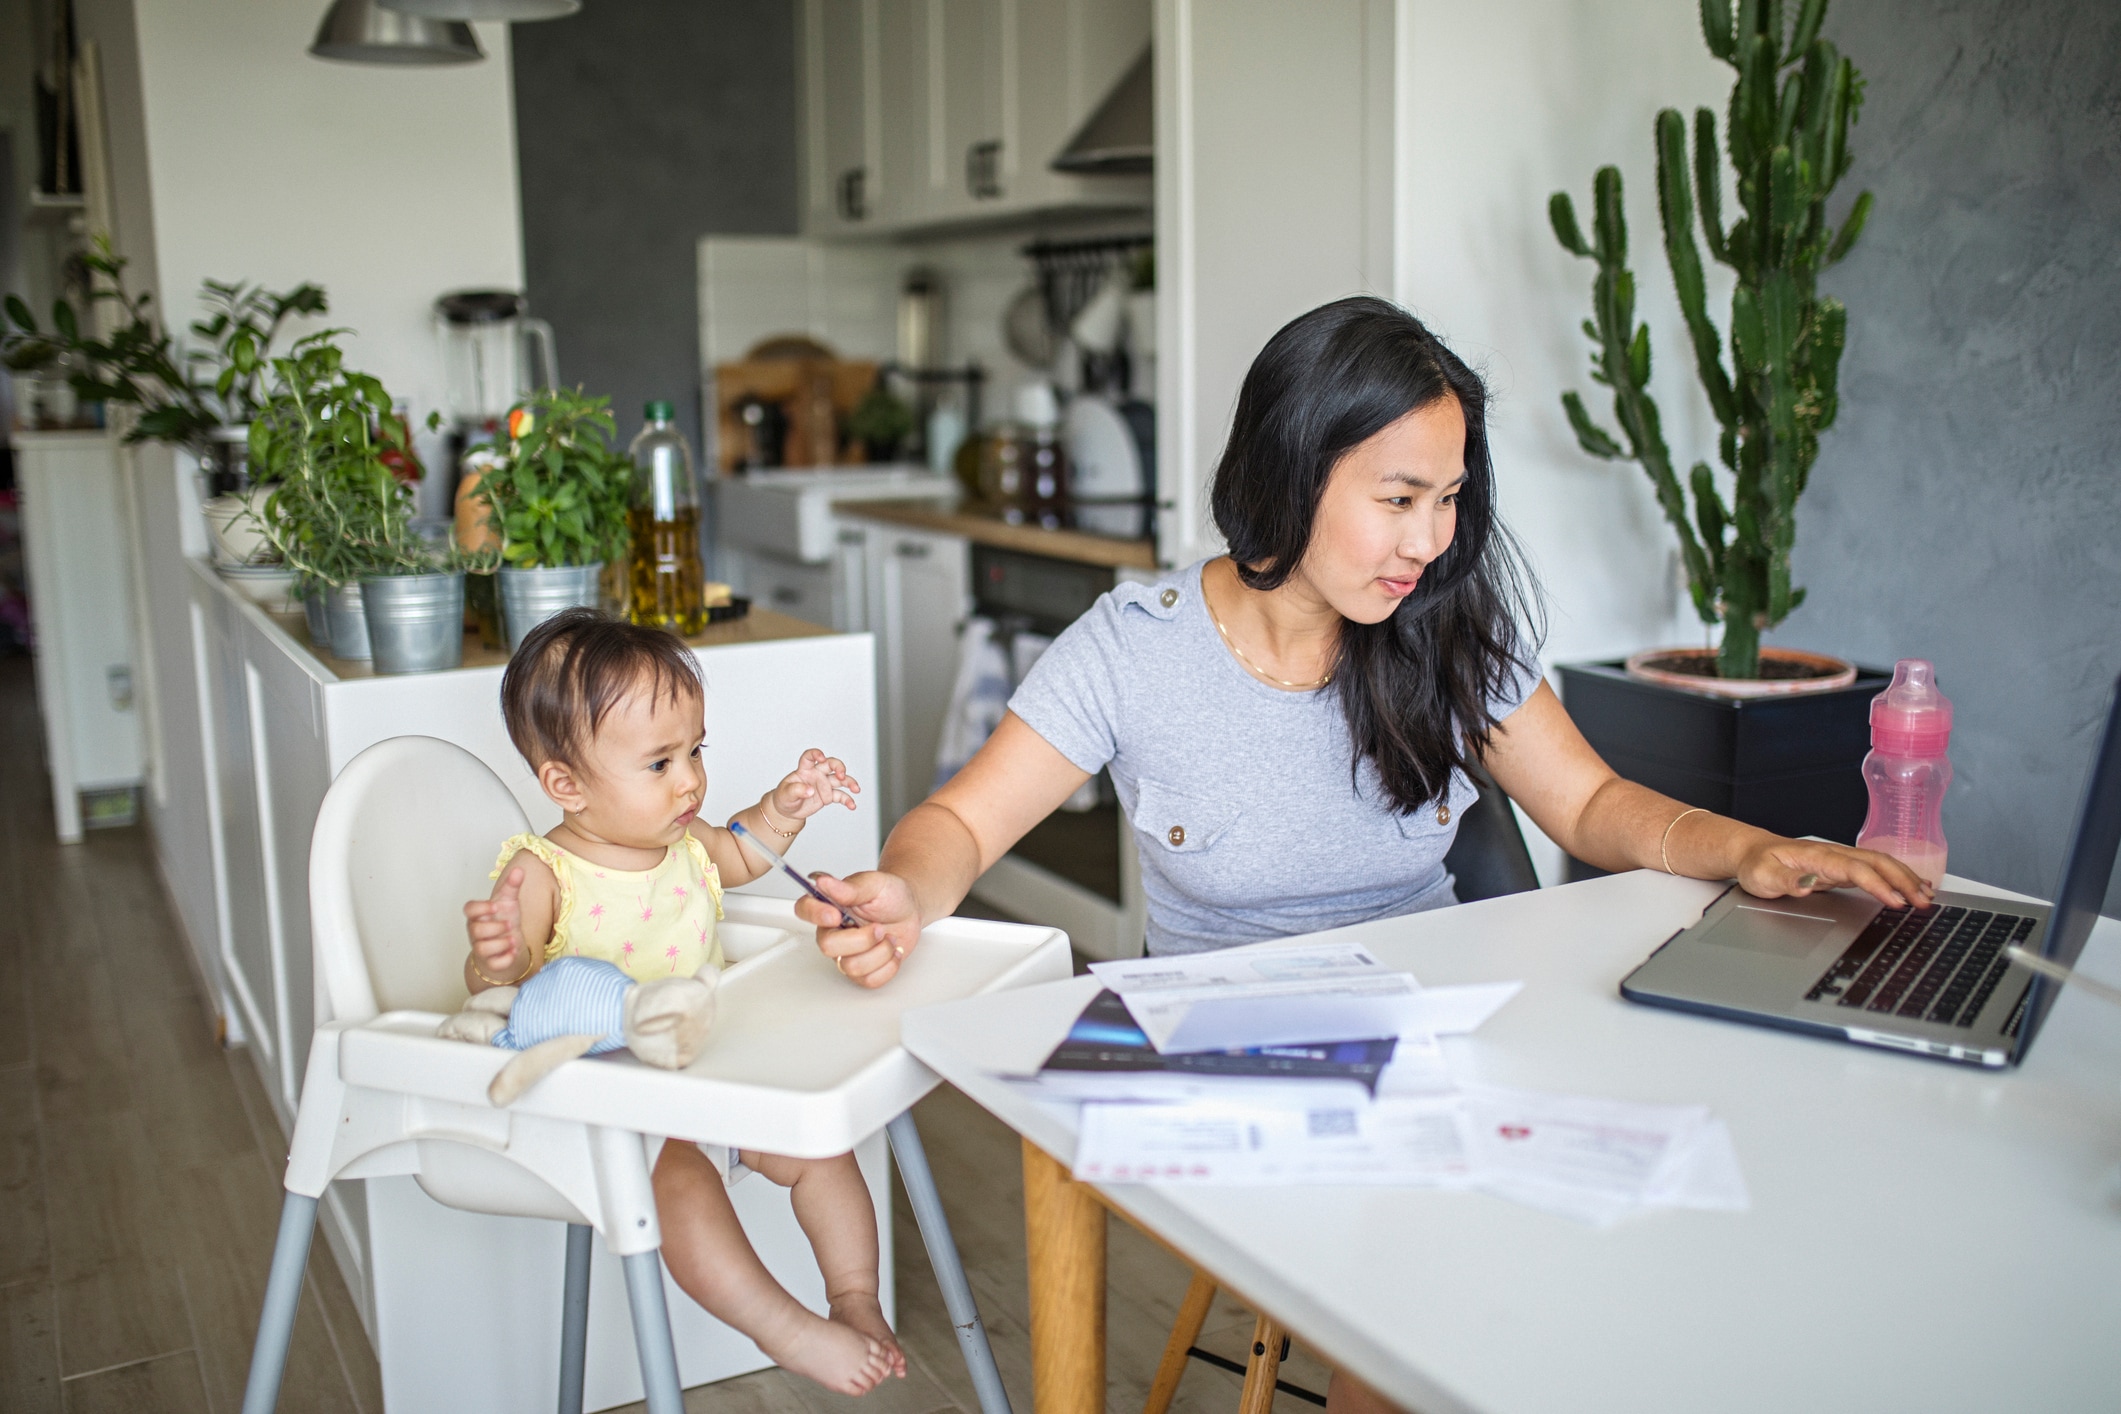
left=1703, top=906, right=1840, bottom=959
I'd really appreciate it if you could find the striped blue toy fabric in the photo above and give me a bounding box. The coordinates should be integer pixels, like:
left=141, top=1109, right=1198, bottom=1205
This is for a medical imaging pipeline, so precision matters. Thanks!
left=494, top=956, right=631, bottom=1054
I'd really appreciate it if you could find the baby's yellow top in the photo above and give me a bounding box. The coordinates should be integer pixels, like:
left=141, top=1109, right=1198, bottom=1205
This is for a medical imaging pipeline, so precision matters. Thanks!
left=492, top=832, right=726, bottom=982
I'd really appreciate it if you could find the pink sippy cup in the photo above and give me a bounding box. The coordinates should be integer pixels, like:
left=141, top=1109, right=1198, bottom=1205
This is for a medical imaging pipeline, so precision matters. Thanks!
left=1855, top=659, right=1954, bottom=887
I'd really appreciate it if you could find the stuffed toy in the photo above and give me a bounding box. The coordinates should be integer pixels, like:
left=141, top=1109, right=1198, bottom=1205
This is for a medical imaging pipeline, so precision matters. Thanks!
left=437, top=956, right=719, bottom=1106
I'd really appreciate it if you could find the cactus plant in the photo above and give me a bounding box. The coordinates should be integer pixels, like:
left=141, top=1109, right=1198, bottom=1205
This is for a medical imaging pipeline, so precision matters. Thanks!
left=1551, top=0, right=1872, bottom=680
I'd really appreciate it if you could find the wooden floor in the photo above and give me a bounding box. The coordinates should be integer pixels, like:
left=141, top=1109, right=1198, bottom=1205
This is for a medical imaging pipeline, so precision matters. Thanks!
left=0, top=655, right=1329, bottom=1412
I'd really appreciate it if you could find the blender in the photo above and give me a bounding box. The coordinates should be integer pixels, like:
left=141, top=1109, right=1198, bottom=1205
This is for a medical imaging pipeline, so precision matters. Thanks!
left=435, top=290, right=557, bottom=645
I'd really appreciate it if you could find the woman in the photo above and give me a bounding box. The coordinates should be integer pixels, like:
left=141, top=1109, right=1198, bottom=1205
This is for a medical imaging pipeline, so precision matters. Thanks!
left=797, top=296, right=1929, bottom=1409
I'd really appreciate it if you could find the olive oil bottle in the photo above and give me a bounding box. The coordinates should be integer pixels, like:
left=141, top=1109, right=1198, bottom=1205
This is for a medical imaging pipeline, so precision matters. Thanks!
left=626, top=401, right=706, bottom=634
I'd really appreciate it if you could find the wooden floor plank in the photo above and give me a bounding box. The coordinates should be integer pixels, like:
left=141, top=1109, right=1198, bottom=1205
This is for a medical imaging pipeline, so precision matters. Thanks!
left=0, top=1279, right=63, bottom=1414
left=51, top=1258, right=191, bottom=1382
left=59, top=1349, right=212, bottom=1414
left=0, top=1064, right=50, bottom=1288
left=40, top=1111, right=177, bottom=1284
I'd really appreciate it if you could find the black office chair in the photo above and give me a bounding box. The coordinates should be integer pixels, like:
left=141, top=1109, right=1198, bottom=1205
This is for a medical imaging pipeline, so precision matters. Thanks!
left=1443, top=761, right=1541, bottom=902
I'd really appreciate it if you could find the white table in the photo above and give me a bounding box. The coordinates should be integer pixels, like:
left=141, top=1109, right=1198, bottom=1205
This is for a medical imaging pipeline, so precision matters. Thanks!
left=901, top=870, right=2121, bottom=1414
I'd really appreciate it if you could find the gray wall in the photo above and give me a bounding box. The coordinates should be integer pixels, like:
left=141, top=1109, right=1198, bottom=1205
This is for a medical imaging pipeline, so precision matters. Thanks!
left=511, top=0, right=798, bottom=454
left=1782, top=0, right=2121, bottom=913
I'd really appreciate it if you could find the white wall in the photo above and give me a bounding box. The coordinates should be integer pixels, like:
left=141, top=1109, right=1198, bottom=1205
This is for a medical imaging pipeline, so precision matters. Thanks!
left=1395, top=0, right=1731, bottom=668
left=131, top=0, right=523, bottom=416
left=70, top=0, right=524, bottom=1016
left=1153, top=0, right=1397, bottom=567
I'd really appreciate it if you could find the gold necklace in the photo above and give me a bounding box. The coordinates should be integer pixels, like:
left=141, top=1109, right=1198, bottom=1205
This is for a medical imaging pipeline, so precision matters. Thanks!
left=1210, top=607, right=1332, bottom=690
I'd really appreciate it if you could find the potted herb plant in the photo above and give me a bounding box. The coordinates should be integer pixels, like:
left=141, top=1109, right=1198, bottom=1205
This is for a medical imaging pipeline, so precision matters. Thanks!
left=469, top=386, right=634, bottom=650
left=1548, top=0, right=1889, bottom=861
left=1, top=237, right=326, bottom=572
left=249, top=331, right=483, bottom=673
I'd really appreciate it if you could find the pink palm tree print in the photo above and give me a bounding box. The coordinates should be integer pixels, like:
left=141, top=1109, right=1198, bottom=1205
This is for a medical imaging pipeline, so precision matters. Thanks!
left=665, top=943, right=681, bottom=972
left=588, top=902, right=606, bottom=930
left=621, top=940, right=636, bottom=964
left=673, top=884, right=689, bottom=903
left=638, top=894, right=654, bottom=923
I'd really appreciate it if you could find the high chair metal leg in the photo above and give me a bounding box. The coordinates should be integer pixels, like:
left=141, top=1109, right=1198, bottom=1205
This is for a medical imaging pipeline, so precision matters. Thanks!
left=888, top=1111, right=1014, bottom=1414
left=558, top=1223, right=593, bottom=1414
left=240, top=1192, right=319, bottom=1414
left=621, top=1250, right=685, bottom=1414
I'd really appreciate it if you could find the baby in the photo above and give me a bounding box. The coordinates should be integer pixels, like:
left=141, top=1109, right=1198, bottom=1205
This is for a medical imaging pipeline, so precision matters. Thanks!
left=461, top=607, right=903, bottom=1395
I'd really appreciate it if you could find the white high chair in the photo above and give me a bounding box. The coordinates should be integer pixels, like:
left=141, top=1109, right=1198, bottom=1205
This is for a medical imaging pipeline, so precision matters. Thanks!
left=241, top=736, right=1065, bottom=1414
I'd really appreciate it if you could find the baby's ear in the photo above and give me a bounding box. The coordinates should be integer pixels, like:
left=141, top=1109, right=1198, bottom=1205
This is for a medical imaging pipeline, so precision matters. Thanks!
left=538, top=757, right=588, bottom=813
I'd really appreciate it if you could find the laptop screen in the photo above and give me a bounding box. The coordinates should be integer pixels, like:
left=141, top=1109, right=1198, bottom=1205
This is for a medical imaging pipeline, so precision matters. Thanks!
left=2013, top=673, right=2121, bottom=1060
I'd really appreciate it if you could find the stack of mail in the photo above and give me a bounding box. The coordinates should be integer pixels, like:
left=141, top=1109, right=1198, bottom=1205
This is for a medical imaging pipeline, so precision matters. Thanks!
left=1019, top=941, right=1751, bottom=1227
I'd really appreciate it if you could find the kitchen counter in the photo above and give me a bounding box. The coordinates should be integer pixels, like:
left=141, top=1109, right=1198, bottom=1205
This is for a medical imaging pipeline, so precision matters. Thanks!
left=262, top=602, right=832, bottom=681
left=835, top=498, right=1159, bottom=571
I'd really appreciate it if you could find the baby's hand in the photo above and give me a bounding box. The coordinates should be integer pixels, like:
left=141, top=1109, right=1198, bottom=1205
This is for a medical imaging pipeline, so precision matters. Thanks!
left=771, top=748, right=860, bottom=823
left=464, top=866, right=528, bottom=986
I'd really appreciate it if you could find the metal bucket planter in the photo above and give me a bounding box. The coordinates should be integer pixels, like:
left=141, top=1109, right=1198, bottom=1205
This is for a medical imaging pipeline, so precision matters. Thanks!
left=324, top=582, right=371, bottom=661
left=499, top=562, right=603, bottom=652
left=362, top=571, right=466, bottom=675
left=301, top=582, right=333, bottom=654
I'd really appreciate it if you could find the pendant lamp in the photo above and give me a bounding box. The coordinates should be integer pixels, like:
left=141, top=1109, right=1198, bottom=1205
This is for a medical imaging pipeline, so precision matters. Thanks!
left=310, top=0, right=485, bottom=64
left=378, top=0, right=581, bottom=19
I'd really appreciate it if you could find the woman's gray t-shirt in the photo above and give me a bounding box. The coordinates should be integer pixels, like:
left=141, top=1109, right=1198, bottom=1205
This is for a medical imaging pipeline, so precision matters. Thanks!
left=1007, top=560, right=1541, bottom=955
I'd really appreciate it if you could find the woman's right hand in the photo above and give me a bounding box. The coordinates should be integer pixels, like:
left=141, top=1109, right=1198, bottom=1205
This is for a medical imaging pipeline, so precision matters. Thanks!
left=796, top=870, right=921, bottom=988
left=464, top=865, right=528, bottom=988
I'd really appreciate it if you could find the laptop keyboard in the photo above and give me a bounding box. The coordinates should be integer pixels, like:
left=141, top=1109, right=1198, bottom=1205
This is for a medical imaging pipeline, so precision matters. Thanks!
left=1804, top=905, right=2037, bottom=1028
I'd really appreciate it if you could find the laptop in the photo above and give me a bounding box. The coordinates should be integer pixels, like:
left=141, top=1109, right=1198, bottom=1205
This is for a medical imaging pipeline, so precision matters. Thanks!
left=1621, top=673, right=2121, bottom=1067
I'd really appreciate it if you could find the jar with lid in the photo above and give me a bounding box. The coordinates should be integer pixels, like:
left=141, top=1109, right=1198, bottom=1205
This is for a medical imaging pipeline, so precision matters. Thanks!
left=1014, top=382, right=1069, bottom=529
left=626, top=401, right=706, bottom=634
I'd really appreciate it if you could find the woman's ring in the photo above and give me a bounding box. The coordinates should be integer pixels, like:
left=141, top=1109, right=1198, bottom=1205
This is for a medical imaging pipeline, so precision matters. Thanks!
left=1797, top=873, right=1820, bottom=890
left=834, top=955, right=846, bottom=975
left=892, top=944, right=905, bottom=960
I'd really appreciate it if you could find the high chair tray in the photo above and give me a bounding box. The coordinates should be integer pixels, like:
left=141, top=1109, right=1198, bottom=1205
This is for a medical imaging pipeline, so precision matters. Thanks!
left=338, top=894, right=1071, bottom=1158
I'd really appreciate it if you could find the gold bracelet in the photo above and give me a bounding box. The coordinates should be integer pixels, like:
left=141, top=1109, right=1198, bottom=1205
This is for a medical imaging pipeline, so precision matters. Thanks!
left=757, top=798, right=799, bottom=839
left=1660, top=807, right=1708, bottom=876
left=471, top=952, right=524, bottom=988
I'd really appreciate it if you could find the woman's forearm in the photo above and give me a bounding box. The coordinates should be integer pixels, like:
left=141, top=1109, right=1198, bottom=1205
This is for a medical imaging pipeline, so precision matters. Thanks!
left=877, top=799, right=990, bottom=927
left=1568, top=776, right=1775, bottom=879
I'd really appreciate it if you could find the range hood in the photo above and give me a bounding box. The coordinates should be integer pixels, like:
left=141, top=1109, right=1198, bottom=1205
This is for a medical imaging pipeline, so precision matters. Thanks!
left=1051, top=48, right=1152, bottom=175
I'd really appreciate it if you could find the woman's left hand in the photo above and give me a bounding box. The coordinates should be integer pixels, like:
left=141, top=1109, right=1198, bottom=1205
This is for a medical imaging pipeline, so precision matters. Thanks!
left=1734, top=835, right=1936, bottom=911
left=771, top=748, right=860, bottom=823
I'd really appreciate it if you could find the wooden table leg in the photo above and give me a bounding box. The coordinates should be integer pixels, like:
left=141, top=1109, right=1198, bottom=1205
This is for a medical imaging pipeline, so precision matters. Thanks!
left=1144, top=1270, right=1217, bottom=1414
left=1236, top=1313, right=1286, bottom=1414
left=1023, top=1138, right=1106, bottom=1414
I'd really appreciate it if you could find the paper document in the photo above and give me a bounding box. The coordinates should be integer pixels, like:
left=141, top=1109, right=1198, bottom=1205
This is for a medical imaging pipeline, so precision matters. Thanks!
left=1073, top=1094, right=1473, bottom=1186
left=1460, top=1085, right=1749, bottom=1226
left=1088, top=943, right=1425, bottom=1053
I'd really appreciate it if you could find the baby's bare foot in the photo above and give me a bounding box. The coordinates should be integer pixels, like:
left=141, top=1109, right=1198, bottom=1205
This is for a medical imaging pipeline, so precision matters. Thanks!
left=831, top=1294, right=906, bottom=1379
left=764, top=1311, right=895, bottom=1396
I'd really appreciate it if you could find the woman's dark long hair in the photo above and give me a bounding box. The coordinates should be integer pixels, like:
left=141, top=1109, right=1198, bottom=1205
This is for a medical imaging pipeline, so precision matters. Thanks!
left=1210, top=296, right=1541, bottom=815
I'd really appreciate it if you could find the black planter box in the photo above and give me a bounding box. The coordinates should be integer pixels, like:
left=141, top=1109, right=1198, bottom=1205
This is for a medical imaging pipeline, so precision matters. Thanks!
left=1556, top=660, right=1890, bottom=881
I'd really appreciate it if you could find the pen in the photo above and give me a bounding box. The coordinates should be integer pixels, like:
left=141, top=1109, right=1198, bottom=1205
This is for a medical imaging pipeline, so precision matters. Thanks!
left=728, top=820, right=860, bottom=931
left=2005, top=944, right=2121, bottom=1011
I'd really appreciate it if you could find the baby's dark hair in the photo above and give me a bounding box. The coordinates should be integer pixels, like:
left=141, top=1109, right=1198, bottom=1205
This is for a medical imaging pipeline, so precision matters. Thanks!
left=500, top=608, right=704, bottom=769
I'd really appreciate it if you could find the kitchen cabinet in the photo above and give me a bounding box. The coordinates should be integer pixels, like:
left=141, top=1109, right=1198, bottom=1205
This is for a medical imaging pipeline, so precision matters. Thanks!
left=865, top=524, right=971, bottom=822
left=802, top=0, right=1152, bottom=237
left=15, top=430, right=145, bottom=841
left=803, top=0, right=883, bottom=233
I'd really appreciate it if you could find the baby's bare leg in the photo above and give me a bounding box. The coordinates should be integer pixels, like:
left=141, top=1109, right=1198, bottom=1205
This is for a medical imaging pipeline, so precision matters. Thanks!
left=741, top=1149, right=906, bottom=1377
left=653, top=1143, right=893, bottom=1395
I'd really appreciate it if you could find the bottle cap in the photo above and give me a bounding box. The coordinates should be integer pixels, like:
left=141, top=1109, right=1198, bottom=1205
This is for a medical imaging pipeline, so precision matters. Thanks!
left=1871, top=658, right=1953, bottom=756
left=645, top=400, right=675, bottom=422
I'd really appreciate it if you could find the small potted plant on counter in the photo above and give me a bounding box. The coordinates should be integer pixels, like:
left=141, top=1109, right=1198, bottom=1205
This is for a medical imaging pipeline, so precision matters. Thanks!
left=249, top=331, right=486, bottom=673
left=1548, top=0, right=1886, bottom=864
left=1, top=237, right=326, bottom=582
left=466, top=387, right=635, bottom=650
